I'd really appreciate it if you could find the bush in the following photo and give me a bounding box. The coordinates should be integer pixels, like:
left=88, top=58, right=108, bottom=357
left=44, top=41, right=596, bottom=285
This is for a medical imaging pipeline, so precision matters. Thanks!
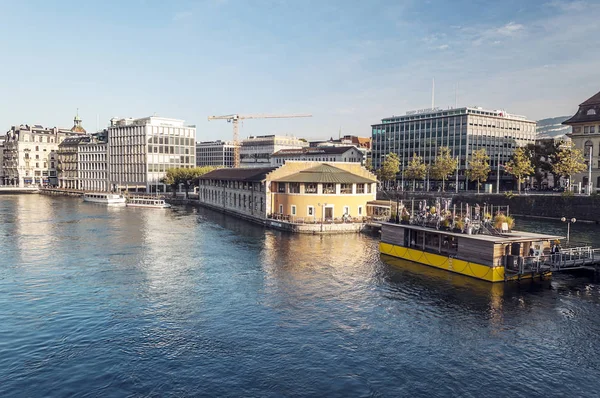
left=504, top=191, right=515, bottom=199
left=562, top=190, right=575, bottom=198
left=493, top=214, right=507, bottom=230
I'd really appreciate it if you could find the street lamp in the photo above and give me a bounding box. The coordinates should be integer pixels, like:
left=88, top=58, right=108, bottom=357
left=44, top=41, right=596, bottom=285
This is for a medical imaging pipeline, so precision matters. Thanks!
left=561, top=217, right=576, bottom=243
left=395, top=186, right=400, bottom=223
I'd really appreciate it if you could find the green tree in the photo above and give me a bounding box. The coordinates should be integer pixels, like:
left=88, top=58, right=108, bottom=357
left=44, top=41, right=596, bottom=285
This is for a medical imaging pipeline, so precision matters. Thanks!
left=467, top=148, right=490, bottom=193
left=163, top=166, right=218, bottom=198
left=552, top=141, right=587, bottom=190
left=429, top=146, right=457, bottom=192
left=376, top=152, right=400, bottom=189
left=364, top=158, right=374, bottom=172
left=504, top=147, right=534, bottom=194
left=403, top=153, right=427, bottom=191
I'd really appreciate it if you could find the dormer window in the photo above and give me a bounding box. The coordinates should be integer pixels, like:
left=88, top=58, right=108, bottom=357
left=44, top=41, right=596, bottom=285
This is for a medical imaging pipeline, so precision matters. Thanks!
left=588, top=109, right=597, bottom=116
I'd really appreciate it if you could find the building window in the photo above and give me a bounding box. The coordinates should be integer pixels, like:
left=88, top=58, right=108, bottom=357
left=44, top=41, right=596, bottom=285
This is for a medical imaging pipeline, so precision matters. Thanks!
left=278, top=183, right=286, bottom=193
left=343, top=206, right=349, bottom=215
left=587, top=109, right=597, bottom=116
left=585, top=140, right=593, bottom=157
left=585, top=126, right=590, bottom=134
left=288, top=183, right=300, bottom=193
left=305, top=183, right=317, bottom=193
left=366, top=183, right=372, bottom=194
left=340, top=183, right=352, bottom=194
left=291, top=205, right=296, bottom=215
left=356, top=184, right=365, bottom=194
left=592, top=126, right=597, bottom=134
left=358, top=206, right=363, bottom=216
left=323, top=183, right=335, bottom=194
left=279, top=204, right=283, bottom=214
left=307, top=206, right=314, bottom=216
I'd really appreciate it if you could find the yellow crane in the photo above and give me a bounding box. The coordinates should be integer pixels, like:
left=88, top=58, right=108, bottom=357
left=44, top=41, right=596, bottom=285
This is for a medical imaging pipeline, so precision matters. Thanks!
left=207, top=113, right=312, bottom=168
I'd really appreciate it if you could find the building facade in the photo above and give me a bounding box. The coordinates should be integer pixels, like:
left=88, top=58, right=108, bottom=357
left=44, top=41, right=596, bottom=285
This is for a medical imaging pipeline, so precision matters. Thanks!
left=271, top=146, right=364, bottom=166
left=79, top=131, right=108, bottom=192
left=107, top=116, right=196, bottom=193
left=57, top=136, right=86, bottom=189
left=564, top=90, right=600, bottom=191
left=196, top=140, right=236, bottom=168
left=0, top=137, right=5, bottom=185
left=1, top=124, right=77, bottom=187
left=371, top=107, right=537, bottom=190
left=240, top=135, right=308, bottom=168
left=198, top=162, right=377, bottom=225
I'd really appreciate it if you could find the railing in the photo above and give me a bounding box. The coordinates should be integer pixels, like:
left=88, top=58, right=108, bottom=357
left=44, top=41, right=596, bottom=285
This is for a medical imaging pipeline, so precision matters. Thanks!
left=267, top=213, right=368, bottom=225
left=504, top=247, right=600, bottom=275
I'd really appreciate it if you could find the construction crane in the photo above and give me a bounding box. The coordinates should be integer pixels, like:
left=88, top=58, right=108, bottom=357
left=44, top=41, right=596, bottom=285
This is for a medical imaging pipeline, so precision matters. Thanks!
left=207, top=114, right=312, bottom=168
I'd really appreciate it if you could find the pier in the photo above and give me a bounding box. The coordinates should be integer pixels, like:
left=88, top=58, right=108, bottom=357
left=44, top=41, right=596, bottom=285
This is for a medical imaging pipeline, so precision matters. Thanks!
left=506, top=246, right=600, bottom=280
left=0, top=187, right=39, bottom=194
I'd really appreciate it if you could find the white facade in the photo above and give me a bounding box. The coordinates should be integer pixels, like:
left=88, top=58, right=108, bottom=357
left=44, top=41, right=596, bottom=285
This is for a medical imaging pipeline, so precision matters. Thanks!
left=0, top=137, right=4, bottom=185
left=108, top=116, right=196, bottom=193
left=240, top=135, right=308, bottom=168
left=79, top=133, right=108, bottom=192
left=196, top=140, right=236, bottom=168
left=2, top=125, right=73, bottom=187
left=271, top=146, right=364, bottom=166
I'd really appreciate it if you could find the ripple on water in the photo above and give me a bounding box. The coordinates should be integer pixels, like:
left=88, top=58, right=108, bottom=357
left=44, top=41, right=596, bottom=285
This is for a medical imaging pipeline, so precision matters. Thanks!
left=2, top=196, right=600, bottom=397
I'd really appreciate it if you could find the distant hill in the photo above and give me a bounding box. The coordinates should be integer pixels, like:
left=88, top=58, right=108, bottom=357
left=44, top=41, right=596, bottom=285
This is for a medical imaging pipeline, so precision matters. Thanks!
left=536, top=116, right=572, bottom=138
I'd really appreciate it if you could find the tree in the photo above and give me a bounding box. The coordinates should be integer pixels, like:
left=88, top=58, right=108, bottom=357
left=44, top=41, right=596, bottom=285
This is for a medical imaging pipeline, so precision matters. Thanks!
left=376, top=152, right=400, bottom=189
left=552, top=141, right=587, bottom=190
left=364, top=158, right=374, bottom=172
left=403, top=153, right=427, bottom=191
left=163, top=166, right=218, bottom=198
left=504, top=147, right=534, bottom=194
left=525, top=141, right=559, bottom=189
left=429, top=146, right=457, bottom=192
left=467, top=148, right=490, bottom=193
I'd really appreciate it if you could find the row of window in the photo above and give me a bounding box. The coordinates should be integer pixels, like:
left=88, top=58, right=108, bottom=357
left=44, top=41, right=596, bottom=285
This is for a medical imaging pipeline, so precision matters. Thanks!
left=282, top=205, right=364, bottom=217
left=275, top=182, right=371, bottom=194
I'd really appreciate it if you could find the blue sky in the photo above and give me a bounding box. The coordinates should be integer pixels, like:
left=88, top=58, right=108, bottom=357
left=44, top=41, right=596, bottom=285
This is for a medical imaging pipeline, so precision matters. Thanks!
left=0, top=0, right=598, bottom=141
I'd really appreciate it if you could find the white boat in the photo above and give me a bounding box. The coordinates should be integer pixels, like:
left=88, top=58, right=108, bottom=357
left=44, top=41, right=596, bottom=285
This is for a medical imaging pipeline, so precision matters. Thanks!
left=82, top=192, right=126, bottom=205
left=126, top=196, right=171, bottom=209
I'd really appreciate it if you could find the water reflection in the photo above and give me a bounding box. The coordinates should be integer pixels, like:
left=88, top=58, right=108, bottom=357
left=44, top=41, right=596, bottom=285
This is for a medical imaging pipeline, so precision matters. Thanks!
left=2, top=196, right=600, bottom=397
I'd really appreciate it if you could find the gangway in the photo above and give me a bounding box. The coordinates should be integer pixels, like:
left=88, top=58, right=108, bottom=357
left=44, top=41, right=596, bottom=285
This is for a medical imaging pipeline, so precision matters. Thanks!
left=504, top=246, right=600, bottom=280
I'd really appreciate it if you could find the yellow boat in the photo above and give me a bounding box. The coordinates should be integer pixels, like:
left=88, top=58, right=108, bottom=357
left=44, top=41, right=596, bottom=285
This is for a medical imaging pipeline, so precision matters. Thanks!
left=380, top=221, right=563, bottom=283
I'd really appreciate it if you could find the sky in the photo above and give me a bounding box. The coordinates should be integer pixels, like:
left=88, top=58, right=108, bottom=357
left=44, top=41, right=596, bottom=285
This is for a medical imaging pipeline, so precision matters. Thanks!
left=0, top=0, right=599, bottom=142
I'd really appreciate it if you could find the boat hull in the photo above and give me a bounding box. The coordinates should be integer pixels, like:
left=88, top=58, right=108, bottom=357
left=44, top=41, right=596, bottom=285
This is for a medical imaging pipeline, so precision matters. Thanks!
left=126, top=203, right=171, bottom=209
left=379, top=242, right=549, bottom=283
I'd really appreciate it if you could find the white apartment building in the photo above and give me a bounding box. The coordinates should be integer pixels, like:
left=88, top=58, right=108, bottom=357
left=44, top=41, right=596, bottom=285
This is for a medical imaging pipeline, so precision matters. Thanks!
left=271, top=146, right=364, bottom=166
left=108, top=116, right=196, bottom=193
left=240, top=134, right=308, bottom=168
left=79, top=132, right=108, bottom=192
left=196, top=140, right=236, bottom=168
left=2, top=124, right=77, bottom=187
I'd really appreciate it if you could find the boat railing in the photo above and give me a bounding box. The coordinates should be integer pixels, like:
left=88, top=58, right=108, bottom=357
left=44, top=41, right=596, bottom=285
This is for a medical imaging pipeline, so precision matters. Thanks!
left=505, top=246, right=600, bottom=275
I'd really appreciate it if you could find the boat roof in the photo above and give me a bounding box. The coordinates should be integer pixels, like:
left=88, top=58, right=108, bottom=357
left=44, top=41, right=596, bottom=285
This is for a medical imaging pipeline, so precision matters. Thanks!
left=382, top=222, right=565, bottom=243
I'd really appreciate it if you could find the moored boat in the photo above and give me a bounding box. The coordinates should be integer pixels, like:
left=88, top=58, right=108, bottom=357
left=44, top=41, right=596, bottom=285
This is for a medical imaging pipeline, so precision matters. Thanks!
left=126, top=196, right=171, bottom=209
left=380, top=200, right=564, bottom=282
left=82, top=192, right=126, bottom=205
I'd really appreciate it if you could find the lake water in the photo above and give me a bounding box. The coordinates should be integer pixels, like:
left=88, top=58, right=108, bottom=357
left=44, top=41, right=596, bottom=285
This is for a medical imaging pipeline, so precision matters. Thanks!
left=1, top=194, right=600, bottom=397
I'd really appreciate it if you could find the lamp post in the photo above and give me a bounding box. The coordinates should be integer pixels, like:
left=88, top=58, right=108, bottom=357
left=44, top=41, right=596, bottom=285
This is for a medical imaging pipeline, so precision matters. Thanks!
left=561, top=217, right=576, bottom=243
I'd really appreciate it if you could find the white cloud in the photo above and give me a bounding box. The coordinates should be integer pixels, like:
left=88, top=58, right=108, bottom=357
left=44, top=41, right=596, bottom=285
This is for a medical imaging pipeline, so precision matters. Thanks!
left=172, top=11, right=193, bottom=21
left=436, top=44, right=449, bottom=50
left=547, top=0, right=588, bottom=12
left=495, top=22, right=524, bottom=36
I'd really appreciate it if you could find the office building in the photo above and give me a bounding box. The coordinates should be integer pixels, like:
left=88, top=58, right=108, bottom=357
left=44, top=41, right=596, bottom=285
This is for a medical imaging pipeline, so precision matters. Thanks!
left=271, top=146, right=364, bottom=166
left=240, top=135, right=308, bottom=168
left=371, top=107, right=536, bottom=190
left=78, top=131, right=109, bottom=192
left=196, top=140, right=236, bottom=168
left=107, top=116, right=196, bottom=193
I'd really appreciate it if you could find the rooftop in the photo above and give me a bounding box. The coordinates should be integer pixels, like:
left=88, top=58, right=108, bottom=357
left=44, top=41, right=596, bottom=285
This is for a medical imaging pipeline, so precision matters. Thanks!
left=377, top=106, right=532, bottom=125
left=382, top=222, right=564, bottom=244
left=273, top=163, right=376, bottom=184
left=272, top=146, right=358, bottom=157
left=563, top=90, right=600, bottom=125
left=198, top=167, right=277, bottom=182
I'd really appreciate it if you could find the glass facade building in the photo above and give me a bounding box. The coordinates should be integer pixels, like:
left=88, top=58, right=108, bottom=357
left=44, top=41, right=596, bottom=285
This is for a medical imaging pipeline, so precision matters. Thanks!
left=371, top=107, right=536, bottom=189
